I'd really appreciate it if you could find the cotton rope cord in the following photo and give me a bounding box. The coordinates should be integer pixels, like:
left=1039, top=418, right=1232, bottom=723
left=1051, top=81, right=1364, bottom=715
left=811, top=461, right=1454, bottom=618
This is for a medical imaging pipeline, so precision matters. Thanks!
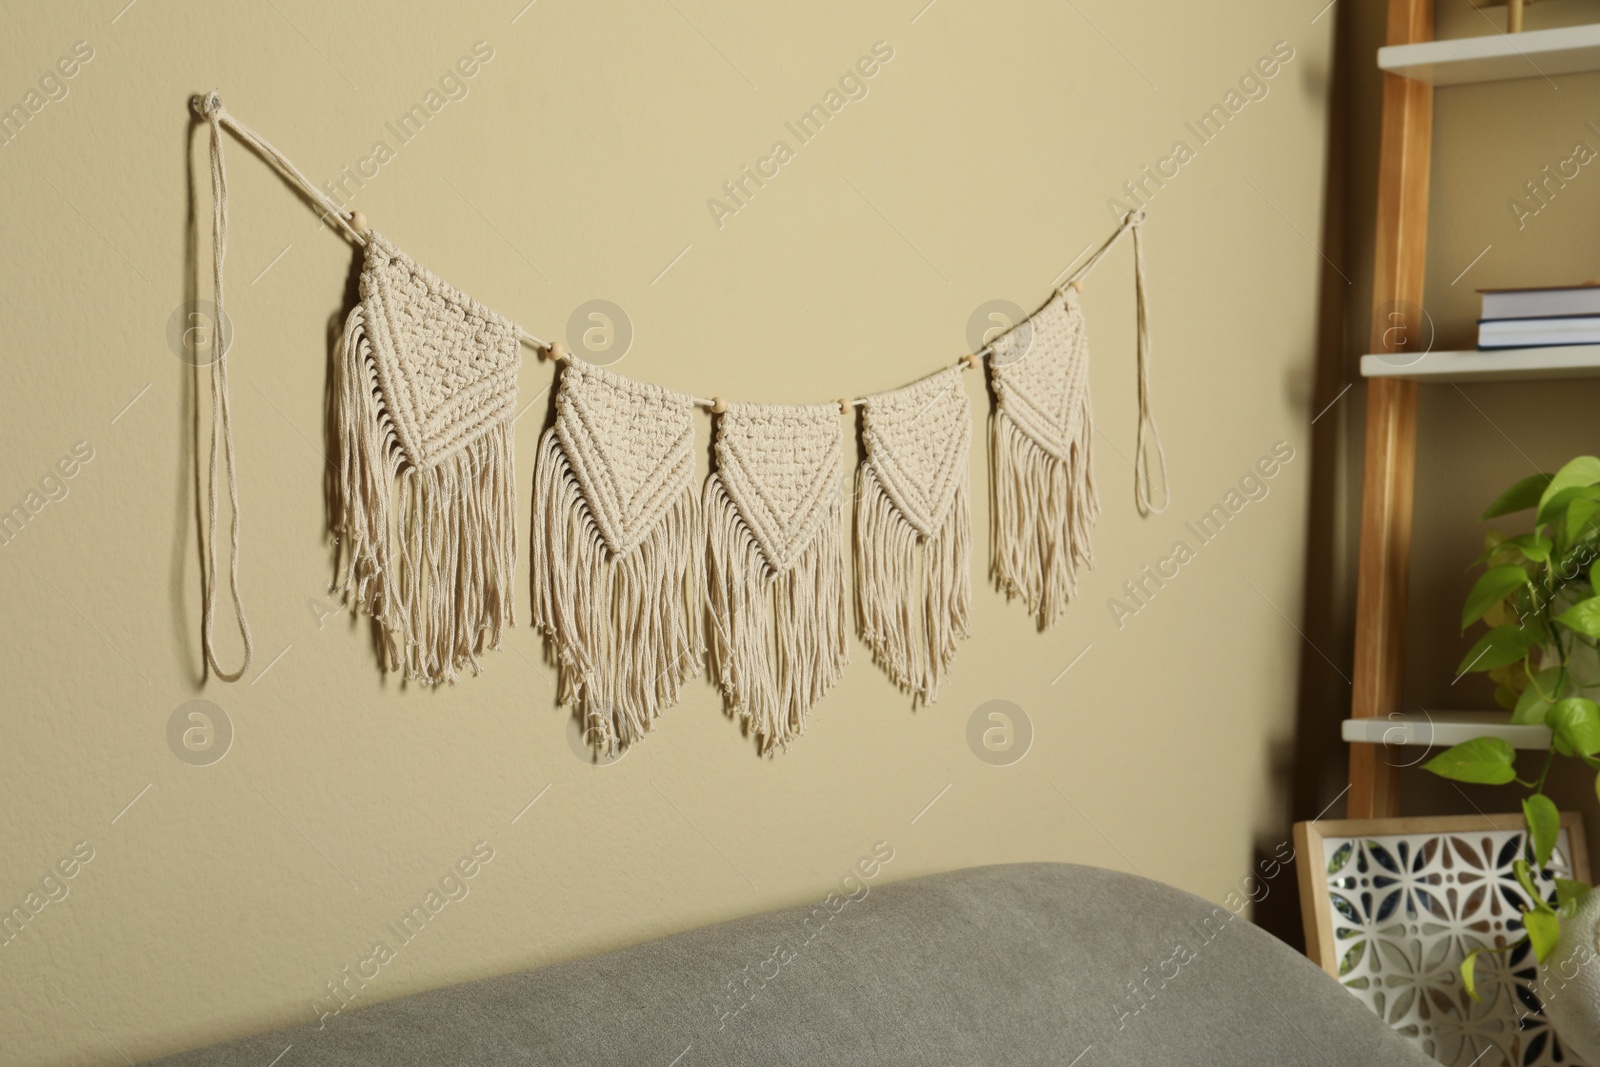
left=539, top=346, right=978, bottom=413
left=196, top=91, right=253, bottom=682
left=193, top=89, right=368, bottom=681
left=194, top=93, right=366, bottom=247
left=1129, top=221, right=1168, bottom=515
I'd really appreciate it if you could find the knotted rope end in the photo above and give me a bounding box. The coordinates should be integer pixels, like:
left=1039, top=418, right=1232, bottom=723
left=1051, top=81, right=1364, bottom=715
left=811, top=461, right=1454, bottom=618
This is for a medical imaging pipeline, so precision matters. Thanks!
left=193, top=91, right=223, bottom=121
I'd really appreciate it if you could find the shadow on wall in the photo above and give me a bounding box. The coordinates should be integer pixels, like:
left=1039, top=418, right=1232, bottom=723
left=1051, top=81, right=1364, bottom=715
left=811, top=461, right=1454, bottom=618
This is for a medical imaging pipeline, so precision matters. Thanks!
left=1266, top=0, right=1371, bottom=953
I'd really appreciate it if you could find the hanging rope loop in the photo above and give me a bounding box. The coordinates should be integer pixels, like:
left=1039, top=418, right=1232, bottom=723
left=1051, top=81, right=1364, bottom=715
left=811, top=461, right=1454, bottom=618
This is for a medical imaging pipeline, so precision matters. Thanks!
left=1130, top=217, right=1169, bottom=516
left=1049, top=207, right=1168, bottom=515
left=197, top=87, right=253, bottom=681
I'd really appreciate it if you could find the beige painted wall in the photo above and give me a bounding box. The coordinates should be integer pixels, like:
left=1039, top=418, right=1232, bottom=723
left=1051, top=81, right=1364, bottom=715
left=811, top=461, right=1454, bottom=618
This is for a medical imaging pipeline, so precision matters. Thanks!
left=1320, top=1, right=1600, bottom=863
left=0, top=2, right=1334, bottom=1063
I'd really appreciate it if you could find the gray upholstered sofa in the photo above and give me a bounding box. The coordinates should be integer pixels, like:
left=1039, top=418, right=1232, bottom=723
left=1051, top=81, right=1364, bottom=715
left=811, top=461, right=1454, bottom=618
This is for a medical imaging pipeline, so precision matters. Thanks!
left=146, top=863, right=1431, bottom=1065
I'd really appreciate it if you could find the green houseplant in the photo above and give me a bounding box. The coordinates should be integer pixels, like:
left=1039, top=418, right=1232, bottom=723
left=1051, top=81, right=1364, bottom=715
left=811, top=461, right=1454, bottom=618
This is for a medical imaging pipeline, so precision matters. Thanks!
left=1422, top=456, right=1600, bottom=996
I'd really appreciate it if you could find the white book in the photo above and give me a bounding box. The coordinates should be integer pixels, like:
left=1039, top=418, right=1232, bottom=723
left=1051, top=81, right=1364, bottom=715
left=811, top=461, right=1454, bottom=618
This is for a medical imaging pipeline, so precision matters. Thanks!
left=1480, top=284, right=1600, bottom=320
left=1478, top=314, right=1600, bottom=350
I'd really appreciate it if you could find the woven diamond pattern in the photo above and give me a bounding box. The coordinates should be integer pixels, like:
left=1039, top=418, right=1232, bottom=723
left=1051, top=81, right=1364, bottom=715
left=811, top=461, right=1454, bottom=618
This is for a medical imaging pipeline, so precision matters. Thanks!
left=360, top=232, right=520, bottom=470
left=861, top=367, right=970, bottom=539
left=714, top=402, right=842, bottom=573
left=554, top=360, right=697, bottom=558
left=988, top=290, right=1089, bottom=462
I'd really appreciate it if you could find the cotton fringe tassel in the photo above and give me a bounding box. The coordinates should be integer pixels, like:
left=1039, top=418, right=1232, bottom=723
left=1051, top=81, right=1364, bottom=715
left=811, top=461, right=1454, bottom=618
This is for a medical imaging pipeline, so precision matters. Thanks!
left=529, top=431, right=703, bottom=753
left=854, top=464, right=969, bottom=703
left=990, top=404, right=1100, bottom=631
left=704, top=478, right=847, bottom=755
left=333, top=306, right=516, bottom=684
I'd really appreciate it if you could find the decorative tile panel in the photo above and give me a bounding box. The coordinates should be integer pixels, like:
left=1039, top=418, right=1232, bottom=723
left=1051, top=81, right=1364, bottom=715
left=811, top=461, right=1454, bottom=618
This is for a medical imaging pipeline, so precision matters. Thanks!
left=1317, top=827, right=1584, bottom=1066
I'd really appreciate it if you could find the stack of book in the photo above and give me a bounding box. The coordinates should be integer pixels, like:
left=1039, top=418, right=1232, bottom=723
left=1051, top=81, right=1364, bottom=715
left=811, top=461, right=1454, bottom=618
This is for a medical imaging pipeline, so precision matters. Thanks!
left=1478, top=283, right=1600, bottom=349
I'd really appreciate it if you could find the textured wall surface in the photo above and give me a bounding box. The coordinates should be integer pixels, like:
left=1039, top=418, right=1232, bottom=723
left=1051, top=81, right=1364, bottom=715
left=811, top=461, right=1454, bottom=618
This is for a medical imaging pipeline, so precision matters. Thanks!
left=0, top=2, right=1333, bottom=1063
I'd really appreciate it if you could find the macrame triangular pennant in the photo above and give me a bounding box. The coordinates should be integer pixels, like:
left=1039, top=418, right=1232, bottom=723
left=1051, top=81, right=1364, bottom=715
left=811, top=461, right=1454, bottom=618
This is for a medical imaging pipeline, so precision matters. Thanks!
left=705, top=403, right=847, bottom=753
left=988, top=289, right=1100, bottom=630
left=713, top=409, right=842, bottom=574
left=856, top=367, right=971, bottom=701
left=553, top=360, right=698, bottom=557
left=861, top=368, right=969, bottom=538
left=333, top=231, right=520, bottom=684
left=531, top=359, right=703, bottom=751
left=360, top=233, right=522, bottom=466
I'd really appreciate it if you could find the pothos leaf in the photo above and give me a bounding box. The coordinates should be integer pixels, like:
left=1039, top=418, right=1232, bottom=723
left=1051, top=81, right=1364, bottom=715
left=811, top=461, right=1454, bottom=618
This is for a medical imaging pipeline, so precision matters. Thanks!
left=1526, top=908, right=1561, bottom=962
left=1557, top=879, right=1591, bottom=919
left=1514, top=691, right=1552, bottom=725
left=1514, top=858, right=1540, bottom=902
left=1463, top=566, right=1531, bottom=631
left=1457, top=625, right=1535, bottom=675
left=1483, top=473, right=1554, bottom=520
left=1569, top=498, right=1600, bottom=544
left=1556, top=598, right=1600, bottom=640
left=1462, top=948, right=1484, bottom=1002
left=1503, top=532, right=1553, bottom=563
left=1523, top=794, right=1560, bottom=869
left=1422, top=737, right=1517, bottom=785
left=1549, top=698, right=1600, bottom=757
left=1538, top=458, right=1600, bottom=521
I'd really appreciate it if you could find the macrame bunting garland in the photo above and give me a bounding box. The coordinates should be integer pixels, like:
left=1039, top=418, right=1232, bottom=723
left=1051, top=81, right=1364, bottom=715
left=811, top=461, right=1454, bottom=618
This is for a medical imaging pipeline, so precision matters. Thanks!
left=333, top=232, right=521, bottom=684
left=191, top=92, right=1171, bottom=731
left=530, top=359, right=704, bottom=751
left=855, top=367, right=971, bottom=702
left=705, top=404, right=848, bottom=754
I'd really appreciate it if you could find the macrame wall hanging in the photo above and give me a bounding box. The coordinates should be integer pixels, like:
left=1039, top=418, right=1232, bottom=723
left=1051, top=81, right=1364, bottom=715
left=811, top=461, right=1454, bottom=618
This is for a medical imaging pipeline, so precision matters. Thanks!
left=197, top=93, right=521, bottom=687
left=189, top=91, right=1169, bottom=756
left=855, top=367, right=971, bottom=703
left=989, top=219, right=1168, bottom=630
left=531, top=359, right=704, bottom=750
left=705, top=403, right=849, bottom=754
left=335, top=233, right=521, bottom=685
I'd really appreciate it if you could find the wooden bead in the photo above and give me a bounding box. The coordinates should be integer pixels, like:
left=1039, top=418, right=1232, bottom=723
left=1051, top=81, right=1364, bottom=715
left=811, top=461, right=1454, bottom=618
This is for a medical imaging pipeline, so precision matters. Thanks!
left=546, top=341, right=569, bottom=363
left=839, top=398, right=851, bottom=415
left=1068, top=279, right=1085, bottom=293
left=711, top=396, right=727, bottom=415
left=349, top=210, right=369, bottom=234
left=962, top=352, right=980, bottom=370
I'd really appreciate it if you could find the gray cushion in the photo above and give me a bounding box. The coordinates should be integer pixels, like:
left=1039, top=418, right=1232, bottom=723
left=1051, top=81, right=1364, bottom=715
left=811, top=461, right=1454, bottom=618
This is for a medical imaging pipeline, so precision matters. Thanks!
left=145, top=862, right=1431, bottom=1065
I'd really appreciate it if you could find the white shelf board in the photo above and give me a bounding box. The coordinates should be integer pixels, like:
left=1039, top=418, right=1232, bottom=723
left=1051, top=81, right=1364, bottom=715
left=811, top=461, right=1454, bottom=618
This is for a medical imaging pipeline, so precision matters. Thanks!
left=1361, top=345, right=1600, bottom=382
left=1379, top=24, right=1600, bottom=85
left=1343, top=710, right=1550, bottom=750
